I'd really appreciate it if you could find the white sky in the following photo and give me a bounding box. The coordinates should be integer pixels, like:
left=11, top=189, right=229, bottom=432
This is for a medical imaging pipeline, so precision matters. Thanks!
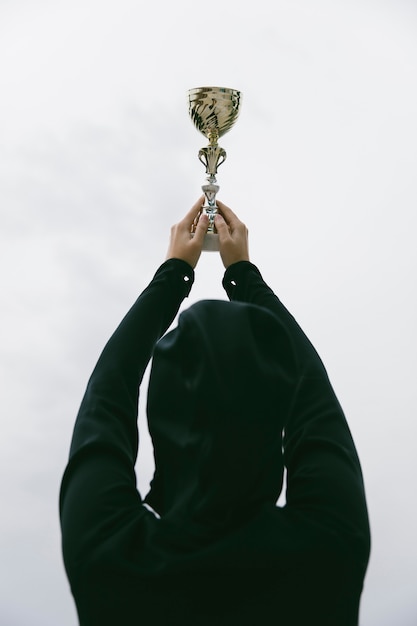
left=1, top=1, right=416, bottom=624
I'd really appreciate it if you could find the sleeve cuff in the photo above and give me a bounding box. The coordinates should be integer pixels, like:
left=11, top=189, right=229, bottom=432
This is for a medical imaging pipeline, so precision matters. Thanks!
left=222, top=261, right=262, bottom=297
left=153, top=258, right=195, bottom=297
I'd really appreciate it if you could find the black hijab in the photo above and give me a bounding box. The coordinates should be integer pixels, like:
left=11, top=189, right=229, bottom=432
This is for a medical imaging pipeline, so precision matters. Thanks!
left=145, top=300, right=298, bottom=528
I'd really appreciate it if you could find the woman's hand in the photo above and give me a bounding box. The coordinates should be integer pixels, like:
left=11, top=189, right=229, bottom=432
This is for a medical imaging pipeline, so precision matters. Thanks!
left=165, top=196, right=209, bottom=269
left=214, top=200, right=250, bottom=268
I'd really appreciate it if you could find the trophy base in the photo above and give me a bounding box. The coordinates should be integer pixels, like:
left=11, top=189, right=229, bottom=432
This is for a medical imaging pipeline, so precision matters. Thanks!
left=190, top=232, right=219, bottom=252
left=203, top=232, right=219, bottom=252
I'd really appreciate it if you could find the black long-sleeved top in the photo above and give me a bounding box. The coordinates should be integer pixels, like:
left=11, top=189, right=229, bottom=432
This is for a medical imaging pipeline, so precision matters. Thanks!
left=60, top=259, right=370, bottom=625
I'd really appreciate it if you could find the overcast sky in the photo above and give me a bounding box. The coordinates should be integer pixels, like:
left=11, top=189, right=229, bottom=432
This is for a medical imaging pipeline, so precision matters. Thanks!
left=1, top=1, right=416, bottom=624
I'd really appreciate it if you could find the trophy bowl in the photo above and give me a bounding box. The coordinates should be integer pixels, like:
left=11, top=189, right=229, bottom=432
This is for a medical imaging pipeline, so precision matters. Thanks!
left=187, top=86, right=242, bottom=251
left=188, top=87, right=241, bottom=146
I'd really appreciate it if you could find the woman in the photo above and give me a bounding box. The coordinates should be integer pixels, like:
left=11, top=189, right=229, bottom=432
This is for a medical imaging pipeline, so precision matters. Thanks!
left=60, top=198, right=370, bottom=625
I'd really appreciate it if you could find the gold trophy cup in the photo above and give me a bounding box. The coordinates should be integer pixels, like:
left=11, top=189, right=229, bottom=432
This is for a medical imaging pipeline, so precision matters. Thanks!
left=187, top=86, right=242, bottom=251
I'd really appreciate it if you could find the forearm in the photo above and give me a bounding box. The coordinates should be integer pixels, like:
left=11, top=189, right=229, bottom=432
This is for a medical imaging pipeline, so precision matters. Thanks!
left=68, top=258, right=194, bottom=464
left=222, top=261, right=324, bottom=374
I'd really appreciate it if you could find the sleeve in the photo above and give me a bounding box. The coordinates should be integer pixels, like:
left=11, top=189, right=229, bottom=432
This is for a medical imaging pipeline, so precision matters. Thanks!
left=59, top=258, right=194, bottom=581
left=222, top=260, right=325, bottom=373
left=223, top=261, right=370, bottom=563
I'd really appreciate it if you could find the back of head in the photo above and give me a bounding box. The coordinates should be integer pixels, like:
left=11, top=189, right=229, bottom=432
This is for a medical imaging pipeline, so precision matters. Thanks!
left=145, top=300, right=298, bottom=527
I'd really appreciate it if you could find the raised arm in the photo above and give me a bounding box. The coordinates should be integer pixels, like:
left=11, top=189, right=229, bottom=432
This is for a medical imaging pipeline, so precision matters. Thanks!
left=215, top=199, right=322, bottom=371
left=67, top=197, right=209, bottom=464
left=217, top=200, right=370, bottom=574
left=60, top=199, right=208, bottom=586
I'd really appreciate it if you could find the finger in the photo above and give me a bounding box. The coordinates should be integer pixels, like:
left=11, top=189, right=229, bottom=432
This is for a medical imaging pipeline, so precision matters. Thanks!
left=214, top=213, right=230, bottom=243
left=180, top=196, right=205, bottom=227
left=192, top=212, right=209, bottom=245
left=216, top=199, right=240, bottom=228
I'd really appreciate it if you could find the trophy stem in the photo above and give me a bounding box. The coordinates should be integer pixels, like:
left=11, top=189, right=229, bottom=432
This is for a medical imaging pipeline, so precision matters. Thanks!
left=198, top=144, right=226, bottom=251
left=202, top=176, right=219, bottom=233
left=200, top=177, right=220, bottom=252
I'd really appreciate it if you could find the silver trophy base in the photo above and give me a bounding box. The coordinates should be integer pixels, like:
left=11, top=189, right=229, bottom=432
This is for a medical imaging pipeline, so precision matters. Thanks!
left=203, top=232, right=219, bottom=252
left=190, top=231, right=219, bottom=252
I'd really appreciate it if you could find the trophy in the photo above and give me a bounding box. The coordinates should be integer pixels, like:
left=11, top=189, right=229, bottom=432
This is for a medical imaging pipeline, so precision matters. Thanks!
left=187, top=86, right=242, bottom=251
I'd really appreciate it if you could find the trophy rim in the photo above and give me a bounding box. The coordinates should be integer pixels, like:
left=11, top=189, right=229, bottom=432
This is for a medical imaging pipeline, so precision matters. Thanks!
left=187, top=86, right=241, bottom=98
